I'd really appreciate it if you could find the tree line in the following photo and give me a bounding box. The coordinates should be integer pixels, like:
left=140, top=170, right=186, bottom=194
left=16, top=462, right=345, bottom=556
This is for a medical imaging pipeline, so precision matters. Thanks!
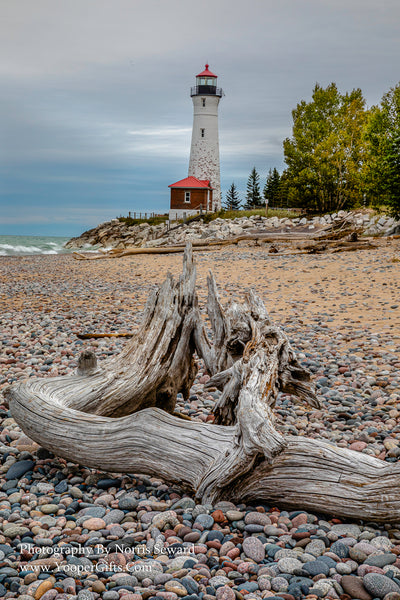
left=224, top=81, right=400, bottom=218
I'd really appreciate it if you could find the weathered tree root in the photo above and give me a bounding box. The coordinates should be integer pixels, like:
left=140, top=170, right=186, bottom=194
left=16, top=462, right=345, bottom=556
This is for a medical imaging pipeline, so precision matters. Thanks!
left=6, top=243, right=400, bottom=522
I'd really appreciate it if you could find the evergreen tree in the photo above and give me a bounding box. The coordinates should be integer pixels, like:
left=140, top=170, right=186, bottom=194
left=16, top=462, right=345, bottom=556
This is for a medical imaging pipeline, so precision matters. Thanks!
left=244, top=167, right=263, bottom=208
left=224, top=182, right=241, bottom=210
left=263, top=168, right=281, bottom=206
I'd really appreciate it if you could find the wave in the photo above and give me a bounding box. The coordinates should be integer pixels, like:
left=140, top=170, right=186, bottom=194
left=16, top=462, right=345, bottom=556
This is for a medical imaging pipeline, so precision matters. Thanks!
left=0, top=236, right=72, bottom=256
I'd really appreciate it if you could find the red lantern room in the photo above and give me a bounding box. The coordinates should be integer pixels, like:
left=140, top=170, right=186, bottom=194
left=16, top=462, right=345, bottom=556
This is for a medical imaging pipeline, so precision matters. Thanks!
left=191, top=64, right=223, bottom=97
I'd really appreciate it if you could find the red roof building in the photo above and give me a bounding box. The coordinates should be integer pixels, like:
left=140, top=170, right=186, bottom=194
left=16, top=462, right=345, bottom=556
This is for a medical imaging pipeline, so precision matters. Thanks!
left=169, top=176, right=211, bottom=189
left=169, top=177, right=213, bottom=218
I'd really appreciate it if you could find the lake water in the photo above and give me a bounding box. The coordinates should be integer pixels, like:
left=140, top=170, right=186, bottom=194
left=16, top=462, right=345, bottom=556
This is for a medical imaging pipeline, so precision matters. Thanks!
left=0, top=235, right=74, bottom=256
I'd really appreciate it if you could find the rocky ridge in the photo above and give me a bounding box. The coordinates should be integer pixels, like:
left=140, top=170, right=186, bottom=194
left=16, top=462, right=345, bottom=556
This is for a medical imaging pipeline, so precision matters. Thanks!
left=65, top=212, right=400, bottom=251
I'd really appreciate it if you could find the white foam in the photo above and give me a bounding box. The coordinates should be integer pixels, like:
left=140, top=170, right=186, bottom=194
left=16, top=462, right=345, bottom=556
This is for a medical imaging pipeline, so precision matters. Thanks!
left=0, top=243, right=43, bottom=253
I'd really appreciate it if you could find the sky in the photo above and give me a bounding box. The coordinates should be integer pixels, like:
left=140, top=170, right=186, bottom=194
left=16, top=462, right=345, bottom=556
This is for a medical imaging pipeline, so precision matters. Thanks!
left=1, top=0, right=400, bottom=237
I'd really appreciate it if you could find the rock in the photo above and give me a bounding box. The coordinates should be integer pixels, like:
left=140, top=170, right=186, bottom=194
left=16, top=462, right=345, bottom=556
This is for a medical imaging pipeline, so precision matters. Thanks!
left=152, top=510, right=179, bottom=530
left=40, top=504, right=59, bottom=514
left=194, top=514, right=214, bottom=529
left=244, top=512, right=271, bottom=526
left=311, top=579, right=338, bottom=598
left=167, top=555, right=197, bottom=571
left=77, top=591, right=95, bottom=600
left=277, top=557, right=303, bottom=574
left=331, top=524, right=361, bottom=538
left=226, top=510, right=244, bottom=521
left=271, top=576, right=288, bottom=592
left=171, top=498, right=196, bottom=510
left=216, top=585, right=236, bottom=600
left=96, top=478, right=121, bottom=489
left=6, top=459, right=35, bottom=480
left=330, top=540, right=349, bottom=558
left=305, top=539, right=326, bottom=557
left=54, top=480, right=68, bottom=493
left=341, top=575, right=372, bottom=600
left=291, top=513, right=308, bottom=528
left=209, top=576, right=231, bottom=587
left=349, top=546, right=368, bottom=562
left=34, top=579, right=55, bottom=600
left=236, top=582, right=259, bottom=593
left=79, top=506, right=106, bottom=518
left=365, top=553, right=396, bottom=567
left=349, top=441, right=368, bottom=451
left=118, top=495, right=138, bottom=511
left=165, top=580, right=189, bottom=597
left=103, top=509, right=125, bottom=524
left=370, top=536, right=394, bottom=551
left=103, top=592, right=120, bottom=600
left=3, top=525, right=29, bottom=538
left=363, top=573, right=400, bottom=598
left=302, top=560, right=330, bottom=577
left=40, top=591, right=58, bottom=600
left=82, top=517, right=106, bottom=530
left=242, top=536, right=265, bottom=562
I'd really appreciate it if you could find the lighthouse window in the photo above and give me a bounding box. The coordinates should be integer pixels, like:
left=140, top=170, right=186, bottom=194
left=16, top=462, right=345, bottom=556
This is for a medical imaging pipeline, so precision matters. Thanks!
left=184, top=191, right=191, bottom=203
left=202, top=98, right=206, bottom=107
left=201, top=128, right=205, bottom=138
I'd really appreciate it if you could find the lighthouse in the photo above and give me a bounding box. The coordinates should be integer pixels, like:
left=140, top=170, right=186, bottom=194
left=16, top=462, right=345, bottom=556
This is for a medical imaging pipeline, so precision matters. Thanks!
left=169, top=65, right=223, bottom=219
left=188, top=64, right=223, bottom=211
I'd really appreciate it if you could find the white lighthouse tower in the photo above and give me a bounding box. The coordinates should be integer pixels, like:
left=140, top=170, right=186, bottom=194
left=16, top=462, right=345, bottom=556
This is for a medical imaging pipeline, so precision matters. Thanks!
left=188, top=64, right=223, bottom=211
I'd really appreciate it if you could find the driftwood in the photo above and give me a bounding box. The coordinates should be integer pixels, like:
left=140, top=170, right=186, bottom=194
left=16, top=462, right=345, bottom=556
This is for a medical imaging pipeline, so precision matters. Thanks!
left=6, top=244, right=400, bottom=522
left=73, top=217, right=372, bottom=260
left=74, top=332, right=134, bottom=339
left=73, top=245, right=215, bottom=260
left=300, top=239, right=376, bottom=254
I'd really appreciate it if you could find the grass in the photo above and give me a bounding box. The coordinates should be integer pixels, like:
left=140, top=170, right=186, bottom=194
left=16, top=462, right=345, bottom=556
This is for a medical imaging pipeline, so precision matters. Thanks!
left=118, top=215, right=168, bottom=226
left=118, top=208, right=302, bottom=228
left=199, top=208, right=302, bottom=223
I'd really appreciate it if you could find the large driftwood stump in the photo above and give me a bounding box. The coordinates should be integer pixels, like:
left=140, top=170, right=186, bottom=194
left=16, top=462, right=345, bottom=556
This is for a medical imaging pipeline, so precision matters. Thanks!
left=6, top=244, right=400, bottom=522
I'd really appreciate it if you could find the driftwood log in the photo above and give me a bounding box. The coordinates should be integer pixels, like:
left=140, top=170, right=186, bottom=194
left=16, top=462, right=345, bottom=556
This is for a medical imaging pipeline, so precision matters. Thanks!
left=72, top=217, right=374, bottom=260
left=6, top=244, right=400, bottom=522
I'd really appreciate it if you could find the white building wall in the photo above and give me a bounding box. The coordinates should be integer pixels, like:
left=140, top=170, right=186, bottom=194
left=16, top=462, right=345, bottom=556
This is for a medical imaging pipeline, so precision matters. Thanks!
left=168, top=208, right=202, bottom=221
left=188, top=95, right=221, bottom=211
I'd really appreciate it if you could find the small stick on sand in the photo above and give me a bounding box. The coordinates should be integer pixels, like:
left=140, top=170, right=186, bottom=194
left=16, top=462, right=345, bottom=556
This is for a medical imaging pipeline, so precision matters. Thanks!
left=74, top=332, right=134, bottom=339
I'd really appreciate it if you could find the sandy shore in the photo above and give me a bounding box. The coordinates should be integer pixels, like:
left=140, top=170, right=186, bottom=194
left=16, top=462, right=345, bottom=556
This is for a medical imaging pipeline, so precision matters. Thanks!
left=1, top=241, right=399, bottom=344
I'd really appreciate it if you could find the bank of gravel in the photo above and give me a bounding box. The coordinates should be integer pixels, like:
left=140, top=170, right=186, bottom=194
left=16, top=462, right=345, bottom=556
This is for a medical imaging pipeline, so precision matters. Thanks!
left=0, top=245, right=399, bottom=600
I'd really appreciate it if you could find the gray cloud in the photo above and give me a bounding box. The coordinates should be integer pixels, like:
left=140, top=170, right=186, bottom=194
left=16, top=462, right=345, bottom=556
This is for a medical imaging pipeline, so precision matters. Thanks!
left=1, top=0, right=400, bottom=234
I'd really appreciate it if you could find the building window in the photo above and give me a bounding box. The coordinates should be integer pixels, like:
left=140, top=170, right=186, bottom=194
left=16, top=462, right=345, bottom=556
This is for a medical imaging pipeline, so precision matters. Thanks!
left=200, top=128, right=205, bottom=138
left=202, top=98, right=206, bottom=107
left=184, top=191, right=191, bottom=203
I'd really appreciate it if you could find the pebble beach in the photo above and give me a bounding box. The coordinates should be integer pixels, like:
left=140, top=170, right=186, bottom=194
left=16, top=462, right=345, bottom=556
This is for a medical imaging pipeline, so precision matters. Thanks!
left=0, top=242, right=400, bottom=600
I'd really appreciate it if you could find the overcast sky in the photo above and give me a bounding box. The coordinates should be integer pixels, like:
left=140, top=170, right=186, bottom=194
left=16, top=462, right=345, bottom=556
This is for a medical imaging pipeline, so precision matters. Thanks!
left=1, top=0, right=399, bottom=236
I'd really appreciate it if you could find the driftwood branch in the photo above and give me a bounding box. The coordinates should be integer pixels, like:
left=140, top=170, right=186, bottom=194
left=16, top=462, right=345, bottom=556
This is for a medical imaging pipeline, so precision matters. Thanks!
left=73, top=245, right=215, bottom=260
left=6, top=243, right=400, bottom=522
left=73, top=222, right=375, bottom=260
left=74, top=332, right=134, bottom=339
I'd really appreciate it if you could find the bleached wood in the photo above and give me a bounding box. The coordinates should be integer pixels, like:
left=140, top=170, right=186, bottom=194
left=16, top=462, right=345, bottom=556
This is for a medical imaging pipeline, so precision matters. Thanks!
left=6, top=242, right=400, bottom=523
